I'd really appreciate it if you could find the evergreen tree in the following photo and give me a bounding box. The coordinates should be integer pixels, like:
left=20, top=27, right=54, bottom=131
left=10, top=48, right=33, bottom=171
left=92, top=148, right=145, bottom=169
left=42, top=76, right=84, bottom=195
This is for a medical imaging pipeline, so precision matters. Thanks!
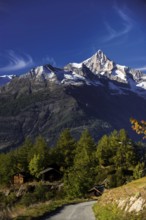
left=53, top=129, right=76, bottom=170
left=28, top=136, right=49, bottom=169
left=133, top=162, right=145, bottom=179
left=96, top=129, right=140, bottom=187
left=96, top=134, right=111, bottom=166
left=0, top=152, right=17, bottom=184
left=15, top=138, right=33, bottom=173
left=64, top=130, right=96, bottom=198
left=113, top=129, right=136, bottom=169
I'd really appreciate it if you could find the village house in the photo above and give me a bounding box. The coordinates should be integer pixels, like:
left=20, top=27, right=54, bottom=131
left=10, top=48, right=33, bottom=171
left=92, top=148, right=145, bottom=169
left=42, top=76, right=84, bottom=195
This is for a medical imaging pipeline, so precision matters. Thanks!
left=39, top=168, right=62, bottom=182
left=88, top=184, right=105, bottom=197
left=12, top=173, right=25, bottom=185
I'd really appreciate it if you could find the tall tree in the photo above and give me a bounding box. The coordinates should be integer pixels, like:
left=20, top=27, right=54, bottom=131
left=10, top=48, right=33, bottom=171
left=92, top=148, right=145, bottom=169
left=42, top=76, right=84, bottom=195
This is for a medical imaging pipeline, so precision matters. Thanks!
left=15, top=138, right=33, bottom=173
left=0, top=152, right=17, bottom=184
left=96, top=134, right=111, bottom=166
left=64, top=130, right=96, bottom=198
left=96, top=129, right=139, bottom=187
left=28, top=136, right=49, bottom=169
left=53, top=129, right=76, bottom=170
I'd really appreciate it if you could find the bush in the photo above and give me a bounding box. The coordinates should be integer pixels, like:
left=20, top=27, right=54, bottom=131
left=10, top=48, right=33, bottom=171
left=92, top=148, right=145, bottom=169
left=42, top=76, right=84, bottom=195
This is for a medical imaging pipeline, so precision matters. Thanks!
left=20, top=183, right=55, bottom=206
left=20, top=192, right=37, bottom=206
left=5, top=192, right=17, bottom=206
left=33, top=183, right=47, bottom=202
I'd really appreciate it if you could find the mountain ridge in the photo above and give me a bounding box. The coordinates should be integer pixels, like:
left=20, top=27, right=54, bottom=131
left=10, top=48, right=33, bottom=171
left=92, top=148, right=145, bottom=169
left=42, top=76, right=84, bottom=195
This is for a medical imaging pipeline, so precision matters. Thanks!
left=0, top=50, right=146, bottom=151
left=1, top=50, right=146, bottom=97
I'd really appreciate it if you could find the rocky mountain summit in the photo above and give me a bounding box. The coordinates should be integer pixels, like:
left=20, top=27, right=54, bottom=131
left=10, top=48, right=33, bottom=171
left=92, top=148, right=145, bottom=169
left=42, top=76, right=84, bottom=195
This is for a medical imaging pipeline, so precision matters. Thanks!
left=1, top=50, right=146, bottom=94
left=0, top=75, right=14, bottom=86
left=0, top=50, right=146, bottom=151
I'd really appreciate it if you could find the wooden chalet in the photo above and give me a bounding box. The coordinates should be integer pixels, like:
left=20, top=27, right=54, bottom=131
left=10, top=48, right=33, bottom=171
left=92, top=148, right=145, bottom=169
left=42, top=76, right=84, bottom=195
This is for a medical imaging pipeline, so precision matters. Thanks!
left=39, top=168, right=61, bottom=182
left=12, top=173, right=25, bottom=185
left=88, top=184, right=105, bottom=197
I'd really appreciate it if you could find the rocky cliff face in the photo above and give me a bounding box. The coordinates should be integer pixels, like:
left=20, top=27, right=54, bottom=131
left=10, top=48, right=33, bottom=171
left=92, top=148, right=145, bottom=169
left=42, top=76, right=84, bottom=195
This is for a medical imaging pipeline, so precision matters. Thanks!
left=0, top=50, right=146, bottom=151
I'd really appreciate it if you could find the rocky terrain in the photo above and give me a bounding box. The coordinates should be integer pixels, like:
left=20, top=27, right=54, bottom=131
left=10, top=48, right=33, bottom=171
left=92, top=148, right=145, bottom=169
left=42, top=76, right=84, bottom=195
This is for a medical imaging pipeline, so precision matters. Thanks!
left=95, top=177, right=146, bottom=215
left=0, top=50, right=146, bottom=151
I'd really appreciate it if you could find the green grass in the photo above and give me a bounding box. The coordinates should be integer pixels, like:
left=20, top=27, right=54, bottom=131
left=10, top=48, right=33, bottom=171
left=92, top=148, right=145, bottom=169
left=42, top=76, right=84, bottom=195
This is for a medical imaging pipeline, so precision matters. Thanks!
left=13, top=198, right=87, bottom=220
left=93, top=203, right=142, bottom=220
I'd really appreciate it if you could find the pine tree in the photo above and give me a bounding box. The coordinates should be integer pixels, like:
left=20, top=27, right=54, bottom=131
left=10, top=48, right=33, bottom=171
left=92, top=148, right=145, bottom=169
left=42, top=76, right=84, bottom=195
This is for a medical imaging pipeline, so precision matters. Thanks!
left=53, top=129, right=76, bottom=170
left=64, top=130, right=96, bottom=198
left=96, top=134, right=110, bottom=166
left=95, top=129, right=139, bottom=187
left=28, top=136, right=49, bottom=169
left=16, top=138, right=33, bottom=173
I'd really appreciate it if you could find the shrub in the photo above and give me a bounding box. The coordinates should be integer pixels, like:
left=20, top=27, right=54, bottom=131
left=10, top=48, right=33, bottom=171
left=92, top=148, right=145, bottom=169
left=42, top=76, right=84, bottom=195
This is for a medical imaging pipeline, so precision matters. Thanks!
left=20, top=192, right=37, bottom=206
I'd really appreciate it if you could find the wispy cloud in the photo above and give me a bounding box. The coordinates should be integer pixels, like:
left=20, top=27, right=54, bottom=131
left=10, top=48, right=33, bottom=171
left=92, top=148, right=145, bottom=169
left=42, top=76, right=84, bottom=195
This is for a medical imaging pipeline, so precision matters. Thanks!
left=136, top=66, right=146, bottom=72
left=0, top=50, right=34, bottom=72
left=42, top=56, right=56, bottom=66
left=103, top=7, right=134, bottom=42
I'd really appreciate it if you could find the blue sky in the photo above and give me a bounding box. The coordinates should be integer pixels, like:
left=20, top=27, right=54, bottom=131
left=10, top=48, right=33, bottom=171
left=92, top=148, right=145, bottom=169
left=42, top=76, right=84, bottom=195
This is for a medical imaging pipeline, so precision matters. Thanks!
left=0, top=0, right=146, bottom=75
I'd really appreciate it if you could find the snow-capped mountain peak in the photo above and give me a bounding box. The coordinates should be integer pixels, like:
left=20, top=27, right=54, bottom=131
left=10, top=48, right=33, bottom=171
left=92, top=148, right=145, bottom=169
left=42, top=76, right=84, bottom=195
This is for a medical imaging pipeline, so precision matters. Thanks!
left=1, top=50, right=146, bottom=98
left=63, top=50, right=146, bottom=97
left=83, top=50, right=114, bottom=74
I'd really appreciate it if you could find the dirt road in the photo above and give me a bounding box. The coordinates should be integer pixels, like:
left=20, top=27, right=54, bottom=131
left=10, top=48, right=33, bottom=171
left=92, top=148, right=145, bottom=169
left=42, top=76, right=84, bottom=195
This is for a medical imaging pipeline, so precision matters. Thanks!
left=44, top=200, right=96, bottom=220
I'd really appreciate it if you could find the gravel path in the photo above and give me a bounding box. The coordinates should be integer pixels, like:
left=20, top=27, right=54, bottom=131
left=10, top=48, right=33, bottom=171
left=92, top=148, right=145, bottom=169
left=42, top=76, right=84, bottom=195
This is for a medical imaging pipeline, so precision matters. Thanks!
left=44, top=200, right=96, bottom=220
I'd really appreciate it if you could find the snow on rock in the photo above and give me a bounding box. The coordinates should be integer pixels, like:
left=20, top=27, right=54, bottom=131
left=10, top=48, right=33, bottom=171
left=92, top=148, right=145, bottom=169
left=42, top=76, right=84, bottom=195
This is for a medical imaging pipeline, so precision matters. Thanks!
left=71, top=62, right=82, bottom=68
left=136, top=81, right=146, bottom=89
left=0, top=75, right=15, bottom=86
left=3, top=49, right=145, bottom=99
left=35, top=66, right=44, bottom=77
left=83, top=50, right=114, bottom=74
left=129, top=69, right=143, bottom=82
left=111, top=69, right=127, bottom=82
left=108, top=81, right=125, bottom=95
left=116, top=64, right=127, bottom=73
left=0, top=75, right=15, bottom=79
left=29, top=51, right=146, bottom=99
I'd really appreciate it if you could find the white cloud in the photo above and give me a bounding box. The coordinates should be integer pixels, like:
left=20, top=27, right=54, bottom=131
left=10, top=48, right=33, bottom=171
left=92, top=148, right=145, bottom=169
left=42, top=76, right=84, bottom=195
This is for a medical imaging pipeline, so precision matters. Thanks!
left=103, top=7, right=134, bottom=42
left=42, top=56, right=56, bottom=66
left=136, top=66, right=146, bottom=72
left=0, top=50, right=34, bottom=72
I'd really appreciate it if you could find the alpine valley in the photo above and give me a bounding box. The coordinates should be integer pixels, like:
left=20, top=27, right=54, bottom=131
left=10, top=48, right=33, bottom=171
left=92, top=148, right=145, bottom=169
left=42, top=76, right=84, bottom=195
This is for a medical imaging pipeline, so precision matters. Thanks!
left=0, top=50, right=146, bottom=151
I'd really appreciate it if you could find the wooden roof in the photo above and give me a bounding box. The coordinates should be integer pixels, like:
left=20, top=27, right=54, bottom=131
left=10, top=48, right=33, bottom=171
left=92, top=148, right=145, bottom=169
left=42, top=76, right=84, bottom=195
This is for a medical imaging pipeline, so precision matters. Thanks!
left=39, top=168, right=60, bottom=175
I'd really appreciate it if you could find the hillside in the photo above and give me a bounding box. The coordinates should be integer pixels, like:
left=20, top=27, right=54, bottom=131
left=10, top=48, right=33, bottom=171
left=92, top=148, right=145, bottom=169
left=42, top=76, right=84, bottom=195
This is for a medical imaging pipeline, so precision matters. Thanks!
left=94, top=177, right=146, bottom=219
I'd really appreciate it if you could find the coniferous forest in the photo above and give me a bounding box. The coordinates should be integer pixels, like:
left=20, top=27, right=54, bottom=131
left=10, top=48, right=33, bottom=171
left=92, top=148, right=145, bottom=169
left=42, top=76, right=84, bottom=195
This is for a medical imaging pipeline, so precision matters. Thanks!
left=0, top=129, right=145, bottom=197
